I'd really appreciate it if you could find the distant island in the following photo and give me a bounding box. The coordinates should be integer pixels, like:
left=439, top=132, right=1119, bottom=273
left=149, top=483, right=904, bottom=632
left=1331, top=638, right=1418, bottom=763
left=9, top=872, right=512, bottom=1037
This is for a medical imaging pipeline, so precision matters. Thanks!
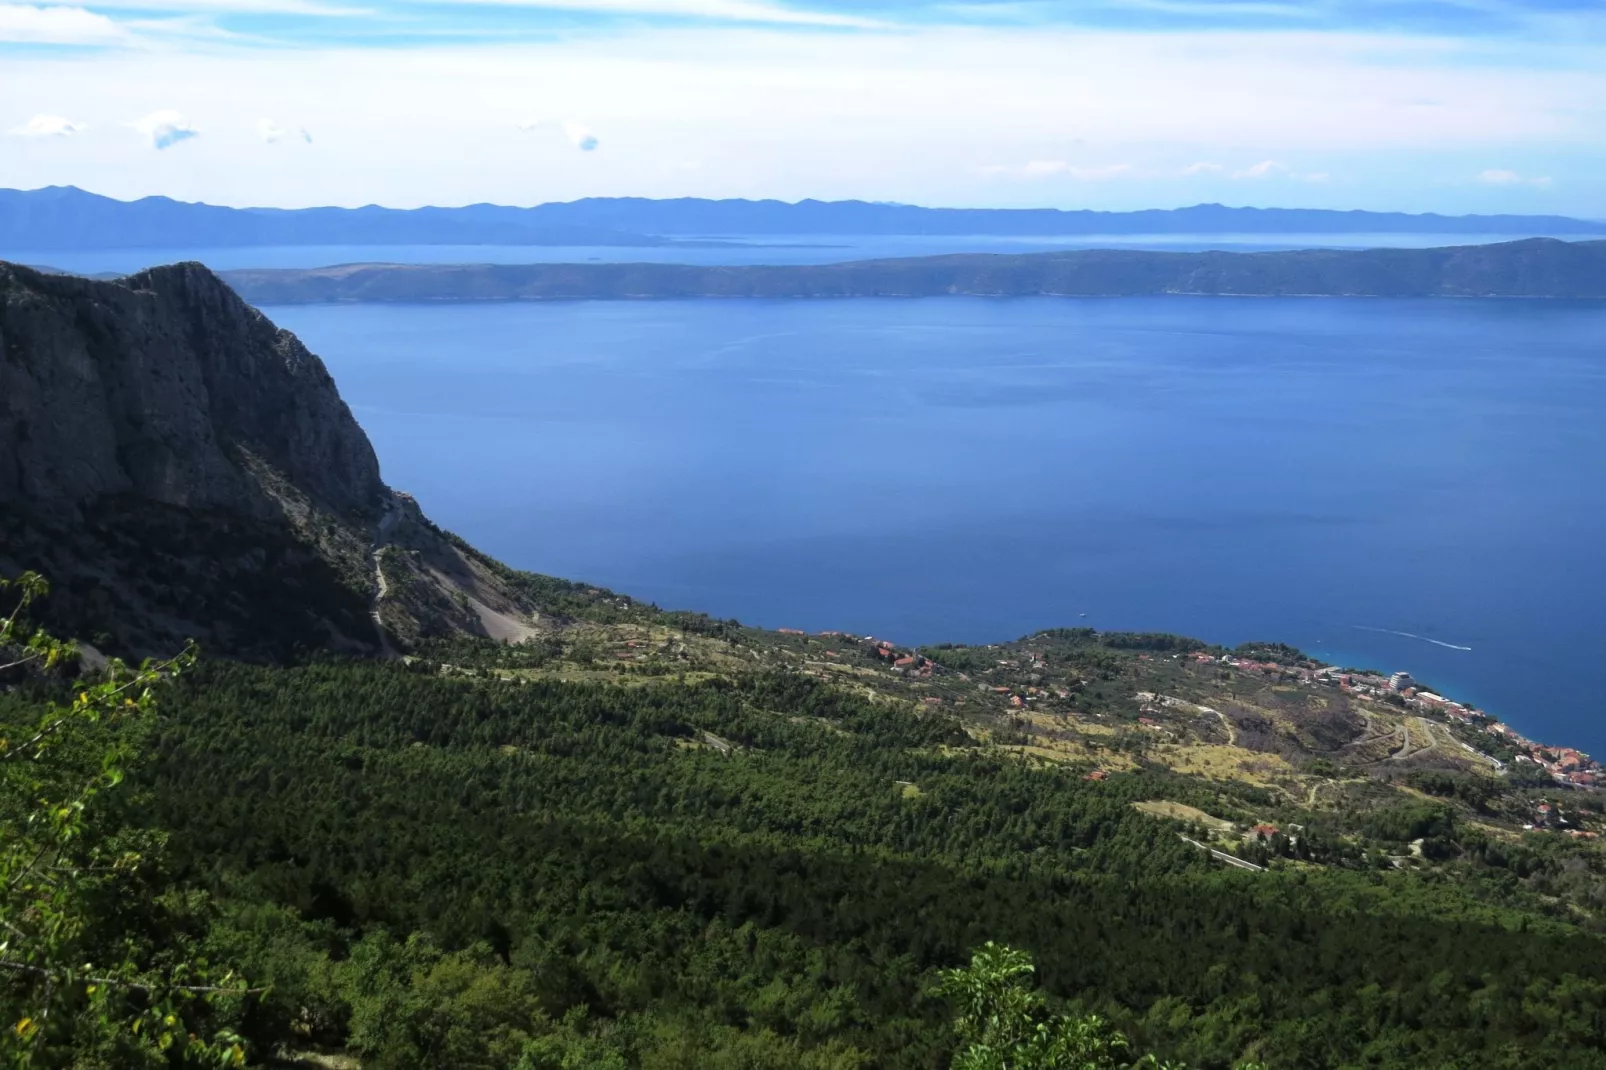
left=4, top=185, right=1606, bottom=251
left=218, top=238, right=1606, bottom=303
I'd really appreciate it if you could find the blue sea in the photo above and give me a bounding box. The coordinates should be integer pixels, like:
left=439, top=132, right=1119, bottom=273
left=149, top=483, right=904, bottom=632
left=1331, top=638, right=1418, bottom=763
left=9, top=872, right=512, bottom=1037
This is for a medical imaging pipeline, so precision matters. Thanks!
left=263, top=296, right=1606, bottom=755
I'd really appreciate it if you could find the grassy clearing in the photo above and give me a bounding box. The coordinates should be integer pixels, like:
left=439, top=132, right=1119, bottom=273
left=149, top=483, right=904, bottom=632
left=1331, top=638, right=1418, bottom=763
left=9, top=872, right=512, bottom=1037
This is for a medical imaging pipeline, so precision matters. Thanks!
left=1133, top=800, right=1236, bottom=832
left=1154, top=744, right=1293, bottom=787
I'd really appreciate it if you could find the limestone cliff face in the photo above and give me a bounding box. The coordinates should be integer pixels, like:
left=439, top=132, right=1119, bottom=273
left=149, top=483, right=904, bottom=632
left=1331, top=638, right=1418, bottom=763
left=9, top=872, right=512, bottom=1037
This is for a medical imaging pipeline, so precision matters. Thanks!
left=0, top=261, right=383, bottom=521
left=0, top=261, right=538, bottom=658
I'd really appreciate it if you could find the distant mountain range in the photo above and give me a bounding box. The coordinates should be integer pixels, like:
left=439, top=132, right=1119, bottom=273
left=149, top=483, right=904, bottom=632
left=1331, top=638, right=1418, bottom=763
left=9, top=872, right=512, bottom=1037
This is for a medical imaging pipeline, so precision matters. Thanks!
left=3, top=185, right=1605, bottom=251
left=465, top=197, right=1606, bottom=238
left=219, top=238, right=1606, bottom=303
left=0, top=186, right=701, bottom=251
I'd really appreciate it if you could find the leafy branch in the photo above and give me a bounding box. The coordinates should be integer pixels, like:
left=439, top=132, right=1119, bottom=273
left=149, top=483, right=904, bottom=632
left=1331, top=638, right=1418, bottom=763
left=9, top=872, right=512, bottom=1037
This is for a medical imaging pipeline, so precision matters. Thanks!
left=0, top=573, right=247, bottom=1067
left=934, top=942, right=1266, bottom=1070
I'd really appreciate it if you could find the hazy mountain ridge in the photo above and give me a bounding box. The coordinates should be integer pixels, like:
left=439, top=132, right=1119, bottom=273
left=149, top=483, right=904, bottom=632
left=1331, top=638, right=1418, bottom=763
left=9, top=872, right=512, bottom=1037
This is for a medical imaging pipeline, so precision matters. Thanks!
left=3, top=186, right=1604, bottom=252
left=0, top=186, right=698, bottom=251
left=0, top=260, right=542, bottom=657
left=220, top=238, right=1606, bottom=303
left=485, top=196, right=1606, bottom=237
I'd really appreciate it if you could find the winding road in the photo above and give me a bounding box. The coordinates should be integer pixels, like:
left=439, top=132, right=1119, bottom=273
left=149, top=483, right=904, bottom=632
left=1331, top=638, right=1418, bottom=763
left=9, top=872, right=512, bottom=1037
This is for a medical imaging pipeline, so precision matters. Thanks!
left=370, top=496, right=400, bottom=659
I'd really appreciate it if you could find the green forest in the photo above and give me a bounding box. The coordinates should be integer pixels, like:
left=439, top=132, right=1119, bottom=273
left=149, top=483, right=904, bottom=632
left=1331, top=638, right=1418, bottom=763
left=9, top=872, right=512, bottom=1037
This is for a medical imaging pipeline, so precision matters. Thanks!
left=5, top=573, right=1606, bottom=1068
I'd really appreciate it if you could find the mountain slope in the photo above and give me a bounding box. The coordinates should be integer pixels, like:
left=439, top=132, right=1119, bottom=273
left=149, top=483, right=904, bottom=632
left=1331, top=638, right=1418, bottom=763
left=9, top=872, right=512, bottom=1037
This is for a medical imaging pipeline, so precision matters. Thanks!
left=221, top=238, right=1606, bottom=303
left=0, top=259, right=540, bottom=658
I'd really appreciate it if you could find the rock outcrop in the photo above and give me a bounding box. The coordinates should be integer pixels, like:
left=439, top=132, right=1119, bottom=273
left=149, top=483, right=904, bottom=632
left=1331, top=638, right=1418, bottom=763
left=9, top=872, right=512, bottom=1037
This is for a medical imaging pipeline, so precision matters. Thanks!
left=0, top=260, right=539, bottom=658
left=1, top=261, right=383, bottom=519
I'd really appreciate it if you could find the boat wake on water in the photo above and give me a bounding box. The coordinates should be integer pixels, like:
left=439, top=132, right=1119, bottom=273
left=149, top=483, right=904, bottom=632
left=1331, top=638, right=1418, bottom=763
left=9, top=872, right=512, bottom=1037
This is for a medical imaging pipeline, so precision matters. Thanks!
left=1351, top=625, right=1473, bottom=652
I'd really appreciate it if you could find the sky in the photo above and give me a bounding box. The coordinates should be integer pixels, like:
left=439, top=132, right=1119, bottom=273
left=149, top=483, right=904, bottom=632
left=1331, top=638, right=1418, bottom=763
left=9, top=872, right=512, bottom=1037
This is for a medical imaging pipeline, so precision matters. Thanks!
left=2, top=0, right=1604, bottom=215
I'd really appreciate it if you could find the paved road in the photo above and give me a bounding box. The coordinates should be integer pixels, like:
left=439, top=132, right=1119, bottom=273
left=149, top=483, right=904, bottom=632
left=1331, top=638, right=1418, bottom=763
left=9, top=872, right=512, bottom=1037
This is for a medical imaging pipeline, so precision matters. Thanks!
left=1180, top=835, right=1265, bottom=872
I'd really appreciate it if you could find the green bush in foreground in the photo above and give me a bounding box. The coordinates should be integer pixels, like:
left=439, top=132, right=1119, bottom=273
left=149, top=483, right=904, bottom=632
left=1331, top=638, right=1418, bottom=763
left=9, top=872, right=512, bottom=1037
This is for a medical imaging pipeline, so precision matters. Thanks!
left=0, top=573, right=245, bottom=1068
left=934, top=943, right=1264, bottom=1070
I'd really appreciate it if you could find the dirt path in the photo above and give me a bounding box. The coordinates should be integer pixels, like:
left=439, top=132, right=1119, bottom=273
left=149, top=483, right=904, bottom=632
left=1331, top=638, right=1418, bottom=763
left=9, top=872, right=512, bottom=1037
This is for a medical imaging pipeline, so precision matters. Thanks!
left=1389, top=718, right=1443, bottom=762
left=1210, top=706, right=1238, bottom=746
left=1426, top=719, right=1506, bottom=772
left=1347, top=710, right=1395, bottom=748
left=1152, top=695, right=1236, bottom=745
left=1345, top=719, right=1407, bottom=767
left=1353, top=710, right=1376, bottom=742
left=1387, top=723, right=1418, bottom=761
left=369, top=496, right=400, bottom=659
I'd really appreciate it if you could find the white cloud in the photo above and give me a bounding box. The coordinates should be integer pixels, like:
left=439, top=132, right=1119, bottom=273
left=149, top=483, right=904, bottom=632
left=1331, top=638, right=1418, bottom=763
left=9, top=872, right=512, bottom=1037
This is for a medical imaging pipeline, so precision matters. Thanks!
left=1476, top=168, right=1551, bottom=188
left=433, top=0, right=880, bottom=27
left=519, top=117, right=600, bottom=150
left=1233, top=159, right=1287, bottom=179
left=1019, top=160, right=1067, bottom=176
left=0, top=3, right=126, bottom=44
left=1181, top=161, right=1224, bottom=175
left=1069, top=163, right=1135, bottom=181
left=130, top=109, right=199, bottom=149
left=73, top=0, right=366, bottom=13
left=1230, top=159, right=1330, bottom=182
left=256, top=117, right=312, bottom=143
left=1002, top=160, right=1136, bottom=180
left=562, top=119, right=599, bottom=151
left=1095, top=0, right=1316, bottom=16
left=8, top=113, right=85, bottom=137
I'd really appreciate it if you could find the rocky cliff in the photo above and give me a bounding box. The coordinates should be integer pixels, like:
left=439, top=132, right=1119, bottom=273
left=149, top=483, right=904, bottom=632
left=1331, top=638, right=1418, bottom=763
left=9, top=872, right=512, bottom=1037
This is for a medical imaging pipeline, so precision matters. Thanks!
left=0, top=260, right=540, bottom=658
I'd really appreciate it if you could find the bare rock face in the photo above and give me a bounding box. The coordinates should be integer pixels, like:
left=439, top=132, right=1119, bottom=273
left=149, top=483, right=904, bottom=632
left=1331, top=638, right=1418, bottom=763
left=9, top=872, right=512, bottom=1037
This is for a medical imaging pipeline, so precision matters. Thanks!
left=0, top=260, right=538, bottom=659
left=0, top=261, right=383, bottom=521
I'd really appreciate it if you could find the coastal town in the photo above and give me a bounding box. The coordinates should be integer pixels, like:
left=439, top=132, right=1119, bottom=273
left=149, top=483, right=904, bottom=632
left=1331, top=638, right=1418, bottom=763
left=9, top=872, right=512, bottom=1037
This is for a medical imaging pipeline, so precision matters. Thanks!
left=808, top=627, right=1606, bottom=809
left=451, top=599, right=1606, bottom=854
left=783, top=623, right=1606, bottom=798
